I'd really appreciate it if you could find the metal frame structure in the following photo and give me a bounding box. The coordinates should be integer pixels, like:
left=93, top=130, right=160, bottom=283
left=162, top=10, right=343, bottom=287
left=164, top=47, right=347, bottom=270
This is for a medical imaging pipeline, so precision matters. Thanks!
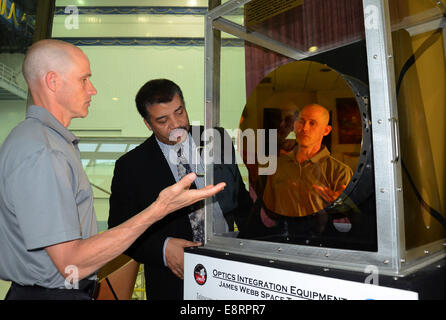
left=203, top=0, right=446, bottom=277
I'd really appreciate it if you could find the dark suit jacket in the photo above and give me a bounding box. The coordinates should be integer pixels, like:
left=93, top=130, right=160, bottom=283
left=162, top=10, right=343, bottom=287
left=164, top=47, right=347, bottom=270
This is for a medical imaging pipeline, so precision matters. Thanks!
left=108, top=126, right=252, bottom=300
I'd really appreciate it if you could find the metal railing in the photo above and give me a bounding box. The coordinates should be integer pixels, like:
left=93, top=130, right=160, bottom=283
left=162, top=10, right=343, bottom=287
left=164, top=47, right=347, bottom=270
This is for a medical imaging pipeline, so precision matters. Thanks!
left=0, top=62, right=27, bottom=95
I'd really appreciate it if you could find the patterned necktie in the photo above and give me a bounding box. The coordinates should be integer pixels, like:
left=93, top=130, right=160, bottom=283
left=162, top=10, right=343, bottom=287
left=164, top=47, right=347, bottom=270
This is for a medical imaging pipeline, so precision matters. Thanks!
left=176, top=145, right=205, bottom=243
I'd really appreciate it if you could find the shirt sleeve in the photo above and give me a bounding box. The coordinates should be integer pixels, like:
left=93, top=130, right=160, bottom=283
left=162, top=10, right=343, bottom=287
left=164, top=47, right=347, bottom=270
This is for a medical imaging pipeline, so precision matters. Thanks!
left=334, top=164, right=354, bottom=192
left=162, top=237, right=172, bottom=267
left=6, top=147, right=82, bottom=250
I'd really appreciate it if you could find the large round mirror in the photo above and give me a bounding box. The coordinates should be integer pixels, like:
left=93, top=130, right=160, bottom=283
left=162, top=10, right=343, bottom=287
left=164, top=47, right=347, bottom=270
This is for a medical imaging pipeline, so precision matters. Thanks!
left=238, top=60, right=373, bottom=245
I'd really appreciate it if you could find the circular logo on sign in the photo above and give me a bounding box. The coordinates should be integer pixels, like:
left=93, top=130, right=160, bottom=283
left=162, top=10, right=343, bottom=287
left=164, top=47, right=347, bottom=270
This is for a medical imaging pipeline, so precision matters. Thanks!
left=194, top=264, right=207, bottom=285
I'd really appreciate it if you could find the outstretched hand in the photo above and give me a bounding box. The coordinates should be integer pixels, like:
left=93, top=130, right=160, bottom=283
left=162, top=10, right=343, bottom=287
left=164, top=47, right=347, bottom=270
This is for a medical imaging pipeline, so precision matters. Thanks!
left=156, top=172, right=226, bottom=217
left=312, top=184, right=346, bottom=203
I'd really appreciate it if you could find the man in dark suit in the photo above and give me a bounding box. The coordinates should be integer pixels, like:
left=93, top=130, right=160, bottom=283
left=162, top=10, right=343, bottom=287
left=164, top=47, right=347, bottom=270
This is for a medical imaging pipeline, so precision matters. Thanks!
left=108, top=79, right=252, bottom=300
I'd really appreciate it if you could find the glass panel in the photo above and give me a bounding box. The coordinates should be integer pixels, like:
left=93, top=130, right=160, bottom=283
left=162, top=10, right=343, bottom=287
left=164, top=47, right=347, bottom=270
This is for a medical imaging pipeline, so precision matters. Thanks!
left=223, top=0, right=366, bottom=56
left=389, top=0, right=444, bottom=31
left=390, top=0, right=446, bottom=250
left=78, top=137, right=144, bottom=231
left=212, top=0, right=377, bottom=251
left=52, top=0, right=215, bottom=241
left=0, top=0, right=36, bottom=144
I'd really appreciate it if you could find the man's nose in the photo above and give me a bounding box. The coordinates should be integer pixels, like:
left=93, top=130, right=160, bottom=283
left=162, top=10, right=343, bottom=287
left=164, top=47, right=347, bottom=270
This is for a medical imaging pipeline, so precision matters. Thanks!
left=88, top=81, right=98, bottom=96
left=169, top=117, right=181, bottom=129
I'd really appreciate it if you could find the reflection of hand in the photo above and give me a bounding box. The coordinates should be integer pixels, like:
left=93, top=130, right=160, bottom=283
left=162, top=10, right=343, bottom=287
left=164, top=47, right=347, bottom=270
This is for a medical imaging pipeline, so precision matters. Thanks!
left=260, top=207, right=277, bottom=228
left=249, top=185, right=276, bottom=228
left=165, top=238, right=201, bottom=279
left=333, top=217, right=351, bottom=224
left=312, top=184, right=346, bottom=203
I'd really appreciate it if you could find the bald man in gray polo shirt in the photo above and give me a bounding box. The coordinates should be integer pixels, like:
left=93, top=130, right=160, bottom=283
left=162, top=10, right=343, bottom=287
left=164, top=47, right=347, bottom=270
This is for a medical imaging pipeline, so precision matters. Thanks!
left=0, top=39, right=225, bottom=300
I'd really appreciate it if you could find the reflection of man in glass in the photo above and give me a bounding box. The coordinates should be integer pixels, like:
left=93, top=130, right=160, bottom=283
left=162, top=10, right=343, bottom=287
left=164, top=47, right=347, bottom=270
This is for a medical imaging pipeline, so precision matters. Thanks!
left=263, top=104, right=353, bottom=219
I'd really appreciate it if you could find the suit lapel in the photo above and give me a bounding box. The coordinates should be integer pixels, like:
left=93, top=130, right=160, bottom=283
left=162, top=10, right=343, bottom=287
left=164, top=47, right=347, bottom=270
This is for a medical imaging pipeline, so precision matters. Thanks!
left=144, top=135, right=177, bottom=187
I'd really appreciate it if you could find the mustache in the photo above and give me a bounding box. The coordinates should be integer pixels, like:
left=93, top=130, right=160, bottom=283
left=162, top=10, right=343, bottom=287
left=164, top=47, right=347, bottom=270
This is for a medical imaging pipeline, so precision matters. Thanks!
left=171, top=126, right=188, bottom=131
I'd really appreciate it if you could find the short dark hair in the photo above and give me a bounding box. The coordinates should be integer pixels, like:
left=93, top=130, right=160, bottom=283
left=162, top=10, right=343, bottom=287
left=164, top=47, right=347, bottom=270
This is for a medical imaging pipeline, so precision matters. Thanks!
left=135, top=79, right=185, bottom=121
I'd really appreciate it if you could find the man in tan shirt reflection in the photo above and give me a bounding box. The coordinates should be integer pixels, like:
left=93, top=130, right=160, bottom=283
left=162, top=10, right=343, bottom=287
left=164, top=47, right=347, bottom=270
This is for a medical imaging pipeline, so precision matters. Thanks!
left=263, top=104, right=353, bottom=218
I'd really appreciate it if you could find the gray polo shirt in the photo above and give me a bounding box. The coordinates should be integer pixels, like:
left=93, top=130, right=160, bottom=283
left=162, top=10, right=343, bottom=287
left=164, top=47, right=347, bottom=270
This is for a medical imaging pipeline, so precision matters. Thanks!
left=0, top=105, right=97, bottom=288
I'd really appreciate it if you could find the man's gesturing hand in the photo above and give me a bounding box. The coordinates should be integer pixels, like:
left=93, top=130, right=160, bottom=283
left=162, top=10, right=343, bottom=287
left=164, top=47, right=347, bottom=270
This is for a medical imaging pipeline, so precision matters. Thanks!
left=155, top=172, right=226, bottom=219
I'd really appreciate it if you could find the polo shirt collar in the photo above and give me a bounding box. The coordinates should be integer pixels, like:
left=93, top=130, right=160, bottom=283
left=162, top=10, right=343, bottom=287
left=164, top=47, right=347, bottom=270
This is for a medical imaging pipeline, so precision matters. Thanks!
left=289, top=145, right=331, bottom=163
left=26, top=105, right=79, bottom=145
left=309, top=146, right=330, bottom=163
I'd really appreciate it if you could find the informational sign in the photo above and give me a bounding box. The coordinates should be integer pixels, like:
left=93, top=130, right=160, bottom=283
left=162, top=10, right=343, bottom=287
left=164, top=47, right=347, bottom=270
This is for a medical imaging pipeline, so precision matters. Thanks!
left=245, top=0, right=303, bottom=27
left=184, top=252, right=419, bottom=300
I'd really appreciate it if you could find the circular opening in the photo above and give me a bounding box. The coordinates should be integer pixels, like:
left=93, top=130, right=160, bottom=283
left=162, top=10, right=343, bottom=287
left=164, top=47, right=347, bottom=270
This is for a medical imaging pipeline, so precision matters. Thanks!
left=239, top=60, right=371, bottom=220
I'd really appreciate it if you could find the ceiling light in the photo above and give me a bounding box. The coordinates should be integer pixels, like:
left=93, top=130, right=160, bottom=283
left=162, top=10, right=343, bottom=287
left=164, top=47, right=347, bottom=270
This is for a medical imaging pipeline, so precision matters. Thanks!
left=286, top=131, right=296, bottom=140
left=138, top=17, right=149, bottom=23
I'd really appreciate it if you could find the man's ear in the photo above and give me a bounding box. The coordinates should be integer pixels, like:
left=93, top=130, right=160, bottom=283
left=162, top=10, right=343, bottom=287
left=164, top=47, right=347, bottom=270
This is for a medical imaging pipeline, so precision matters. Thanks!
left=143, top=118, right=153, bottom=131
left=44, top=71, right=58, bottom=92
left=323, top=125, right=332, bottom=136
